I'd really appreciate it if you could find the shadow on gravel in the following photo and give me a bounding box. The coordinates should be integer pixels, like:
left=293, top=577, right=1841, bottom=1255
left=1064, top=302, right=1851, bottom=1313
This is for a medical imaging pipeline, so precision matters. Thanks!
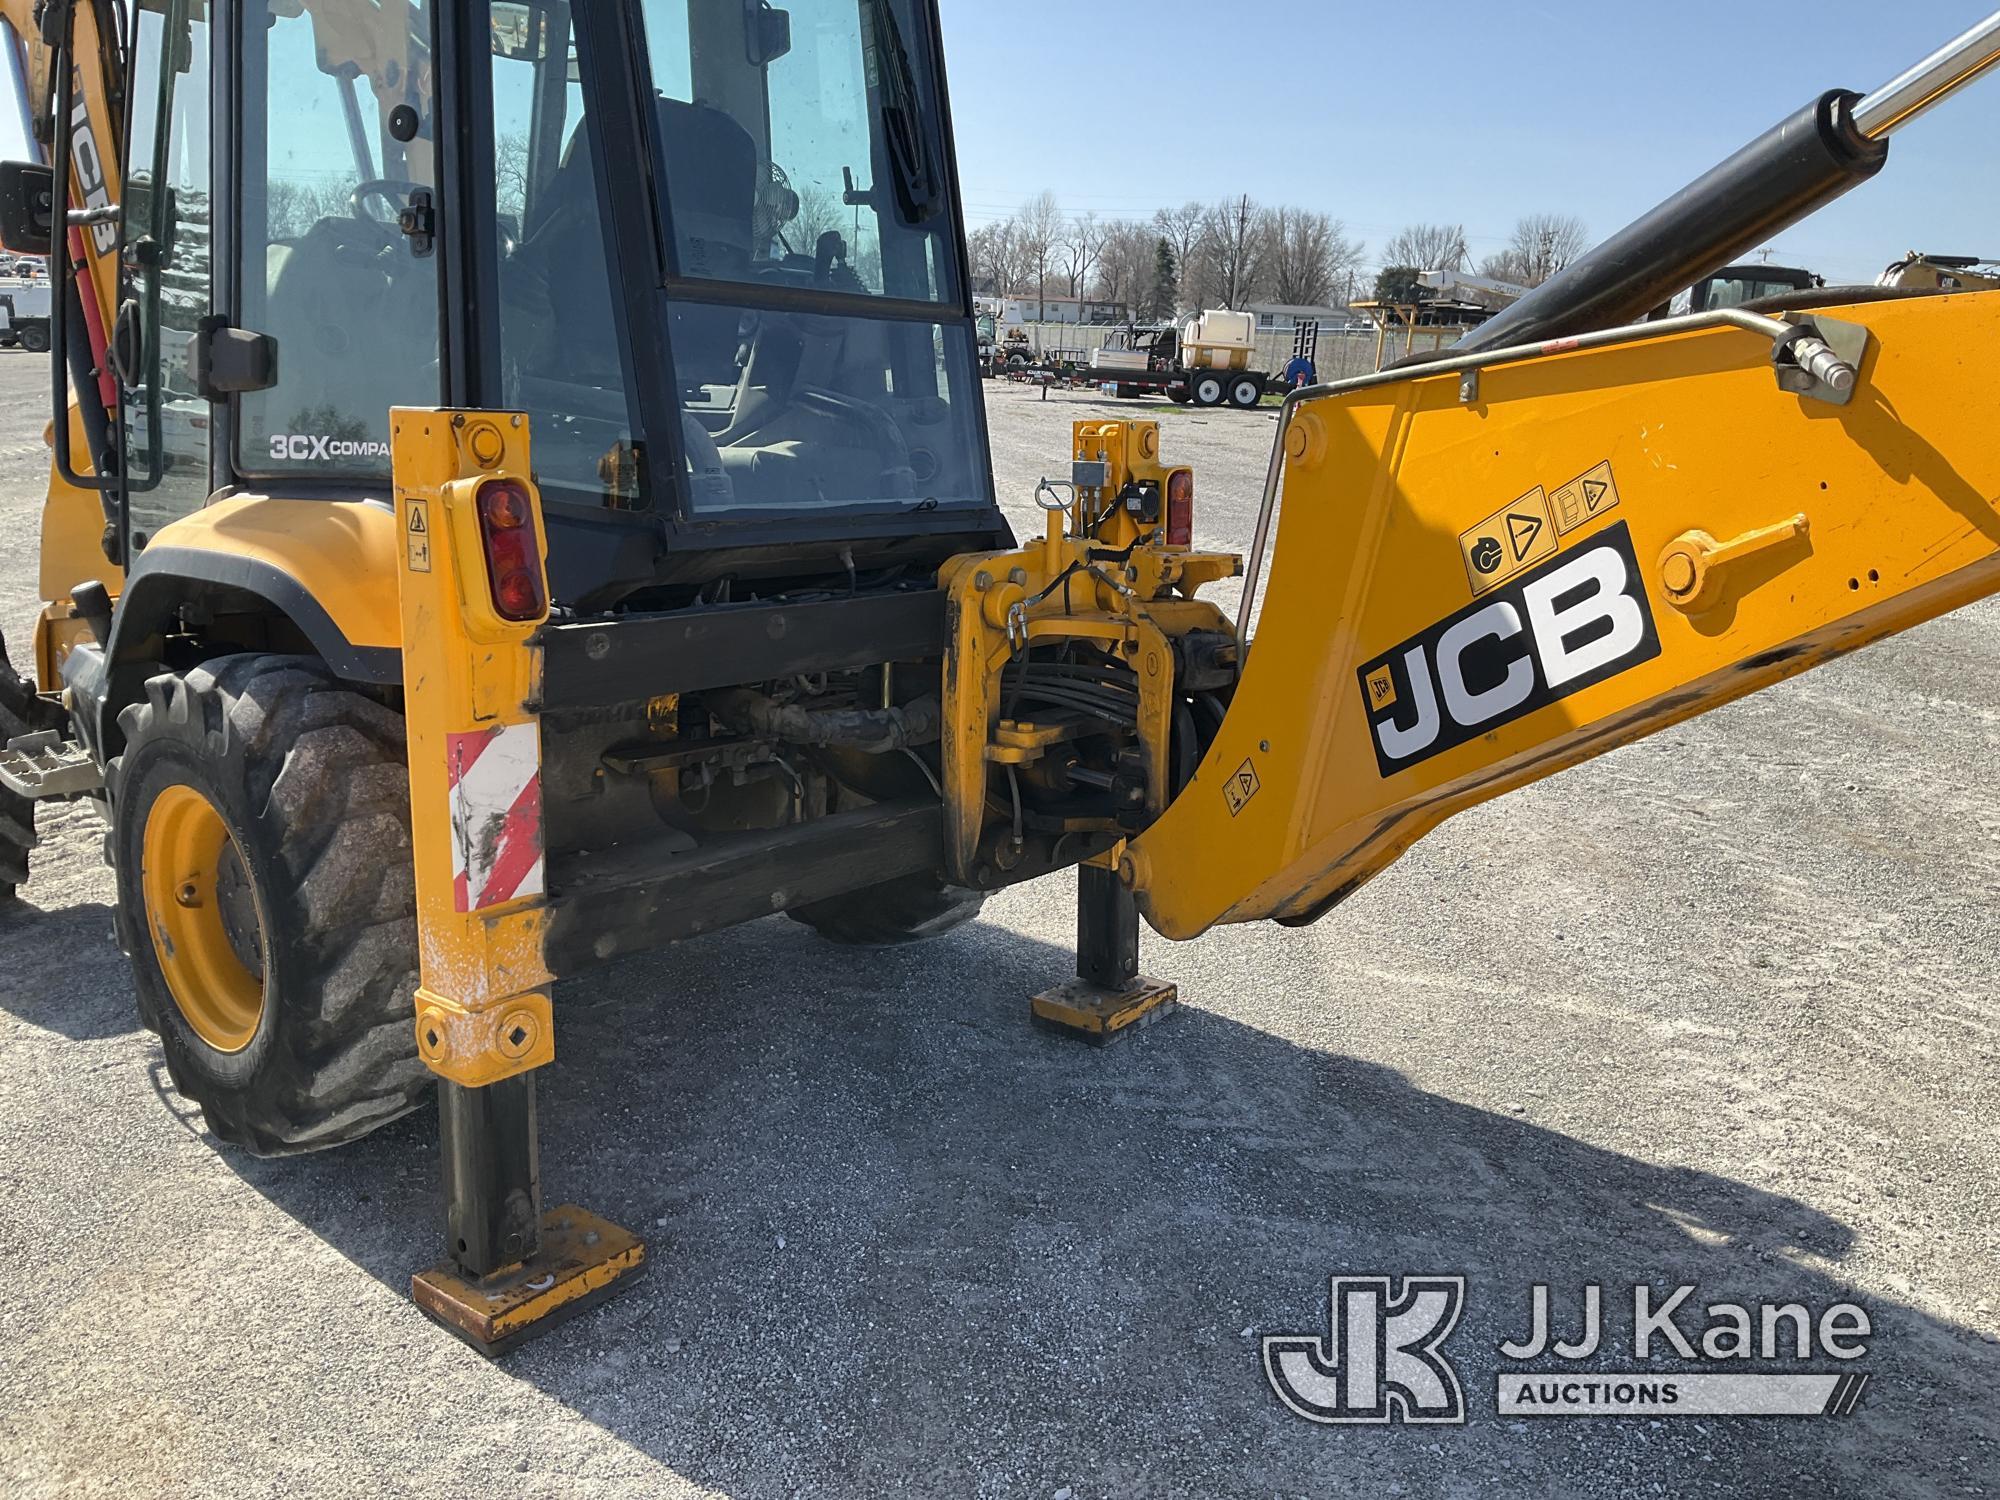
left=220, top=912, right=1994, bottom=1498
left=0, top=900, right=135, bottom=1040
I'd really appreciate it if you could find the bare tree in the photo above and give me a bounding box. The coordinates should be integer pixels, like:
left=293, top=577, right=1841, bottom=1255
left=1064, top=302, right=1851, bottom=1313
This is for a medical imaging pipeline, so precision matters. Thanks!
left=496, top=133, right=531, bottom=227
left=1478, top=249, right=1531, bottom=285
left=1204, top=194, right=1271, bottom=308
left=1382, top=222, right=1468, bottom=273
left=1059, top=210, right=1101, bottom=299
left=265, top=177, right=353, bottom=240
left=1152, top=202, right=1209, bottom=277
left=969, top=218, right=1024, bottom=295
left=1503, top=212, right=1590, bottom=287
left=1016, top=190, right=1064, bottom=320
left=1267, top=207, right=1362, bottom=307
left=792, top=184, right=846, bottom=254
left=1090, top=220, right=1153, bottom=313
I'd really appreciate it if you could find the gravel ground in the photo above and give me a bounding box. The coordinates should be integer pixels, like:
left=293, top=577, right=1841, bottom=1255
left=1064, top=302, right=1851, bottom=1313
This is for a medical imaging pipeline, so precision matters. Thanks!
left=2, top=364, right=1997, bottom=1499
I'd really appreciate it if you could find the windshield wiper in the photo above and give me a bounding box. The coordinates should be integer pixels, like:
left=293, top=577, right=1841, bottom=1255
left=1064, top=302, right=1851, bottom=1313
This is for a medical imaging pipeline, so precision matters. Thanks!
left=861, top=0, right=941, bottom=223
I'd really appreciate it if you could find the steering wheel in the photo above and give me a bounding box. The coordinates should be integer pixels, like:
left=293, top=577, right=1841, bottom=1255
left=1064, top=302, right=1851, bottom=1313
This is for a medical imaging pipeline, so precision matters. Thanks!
left=349, top=178, right=429, bottom=226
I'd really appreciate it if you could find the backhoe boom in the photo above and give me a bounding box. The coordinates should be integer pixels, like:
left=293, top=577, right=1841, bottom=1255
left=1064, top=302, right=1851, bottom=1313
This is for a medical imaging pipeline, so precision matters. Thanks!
left=1124, top=291, right=2000, bottom=937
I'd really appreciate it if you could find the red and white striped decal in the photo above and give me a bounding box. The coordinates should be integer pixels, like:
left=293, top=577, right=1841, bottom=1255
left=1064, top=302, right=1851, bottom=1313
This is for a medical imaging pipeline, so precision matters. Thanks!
left=446, top=722, right=545, bottom=912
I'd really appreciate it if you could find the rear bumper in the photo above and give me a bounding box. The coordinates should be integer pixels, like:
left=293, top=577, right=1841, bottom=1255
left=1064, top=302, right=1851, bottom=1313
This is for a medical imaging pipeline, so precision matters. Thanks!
left=543, top=797, right=942, bottom=973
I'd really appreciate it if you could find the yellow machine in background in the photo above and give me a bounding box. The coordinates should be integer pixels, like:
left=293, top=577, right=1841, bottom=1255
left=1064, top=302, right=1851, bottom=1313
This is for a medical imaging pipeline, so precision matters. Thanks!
left=1879, top=250, right=2000, bottom=293
left=0, top=0, right=1997, bottom=1355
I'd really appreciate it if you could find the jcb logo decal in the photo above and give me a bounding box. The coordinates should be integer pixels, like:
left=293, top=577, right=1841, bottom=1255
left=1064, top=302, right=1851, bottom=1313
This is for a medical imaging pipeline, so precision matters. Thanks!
left=1357, top=522, right=1660, bottom=776
left=69, top=75, right=116, bottom=256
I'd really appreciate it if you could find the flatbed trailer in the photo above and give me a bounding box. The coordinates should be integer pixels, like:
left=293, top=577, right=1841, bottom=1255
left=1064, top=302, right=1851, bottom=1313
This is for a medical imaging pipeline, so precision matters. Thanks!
left=1038, top=356, right=1271, bottom=410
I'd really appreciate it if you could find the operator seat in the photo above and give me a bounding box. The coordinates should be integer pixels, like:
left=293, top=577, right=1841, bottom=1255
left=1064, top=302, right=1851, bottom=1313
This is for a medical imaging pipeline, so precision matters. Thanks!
left=506, top=99, right=913, bottom=510
left=513, top=98, right=758, bottom=390
left=260, top=214, right=437, bottom=449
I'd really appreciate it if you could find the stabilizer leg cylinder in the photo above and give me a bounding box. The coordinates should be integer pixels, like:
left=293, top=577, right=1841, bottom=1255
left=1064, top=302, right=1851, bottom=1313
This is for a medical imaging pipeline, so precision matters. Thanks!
left=1030, top=860, right=1179, bottom=1044
left=441, top=1075, right=541, bottom=1277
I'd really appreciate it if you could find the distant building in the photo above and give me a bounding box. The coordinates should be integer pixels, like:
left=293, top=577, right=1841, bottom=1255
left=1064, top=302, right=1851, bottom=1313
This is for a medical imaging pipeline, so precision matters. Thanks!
left=1001, top=295, right=1129, bottom=326
left=1245, top=301, right=1351, bottom=332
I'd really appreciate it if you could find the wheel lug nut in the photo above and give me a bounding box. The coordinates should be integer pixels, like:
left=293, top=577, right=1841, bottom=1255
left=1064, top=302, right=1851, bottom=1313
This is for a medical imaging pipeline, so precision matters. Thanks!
left=176, top=883, right=201, bottom=908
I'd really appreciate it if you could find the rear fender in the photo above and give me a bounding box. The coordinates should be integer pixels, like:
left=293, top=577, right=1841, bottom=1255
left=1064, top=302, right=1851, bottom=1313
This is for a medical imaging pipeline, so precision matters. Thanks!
left=86, top=497, right=404, bottom=754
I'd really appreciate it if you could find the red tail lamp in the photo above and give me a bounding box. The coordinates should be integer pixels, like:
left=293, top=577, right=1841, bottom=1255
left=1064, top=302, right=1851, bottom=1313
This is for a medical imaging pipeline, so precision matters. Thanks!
left=476, top=479, right=547, bottom=622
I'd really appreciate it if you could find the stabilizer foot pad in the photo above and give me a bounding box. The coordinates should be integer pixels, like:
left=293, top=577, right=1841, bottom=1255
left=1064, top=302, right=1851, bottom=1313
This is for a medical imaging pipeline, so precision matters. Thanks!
left=412, top=1205, right=647, bottom=1357
left=1030, top=975, right=1179, bottom=1045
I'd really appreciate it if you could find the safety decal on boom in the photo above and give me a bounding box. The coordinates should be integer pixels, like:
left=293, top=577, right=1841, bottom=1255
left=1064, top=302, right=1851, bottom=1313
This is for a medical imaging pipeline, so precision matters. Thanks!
left=1358, top=522, right=1661, bottom=776
left=446, top=722, right=546, bottom=912
left=1458, top=488, right=1557, bottom=596
left=1550, top=459, right=1622, bottom=535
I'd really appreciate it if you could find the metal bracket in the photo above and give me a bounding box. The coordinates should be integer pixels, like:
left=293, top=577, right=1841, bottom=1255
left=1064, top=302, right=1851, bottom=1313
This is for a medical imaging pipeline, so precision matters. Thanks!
left=1773, top=315, right=1869, bottom=406
left=398, top=188, right=437, bottom=258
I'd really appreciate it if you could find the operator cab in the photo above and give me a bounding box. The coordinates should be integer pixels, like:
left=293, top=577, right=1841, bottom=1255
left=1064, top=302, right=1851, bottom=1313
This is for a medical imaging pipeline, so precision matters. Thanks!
left=1653, top=262, right=1824, bottom=319
left=115, top=0, right=1006, bottom=610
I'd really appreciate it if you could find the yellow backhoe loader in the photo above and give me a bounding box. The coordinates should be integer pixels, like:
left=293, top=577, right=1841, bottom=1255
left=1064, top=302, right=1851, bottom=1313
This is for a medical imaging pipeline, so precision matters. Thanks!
left=1, top=0, right=1996, bottom=1354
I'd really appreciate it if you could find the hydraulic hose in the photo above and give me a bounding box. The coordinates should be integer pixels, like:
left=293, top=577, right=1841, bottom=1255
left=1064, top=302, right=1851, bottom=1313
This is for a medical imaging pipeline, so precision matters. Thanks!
left=706, top=688, right=940, bottom=755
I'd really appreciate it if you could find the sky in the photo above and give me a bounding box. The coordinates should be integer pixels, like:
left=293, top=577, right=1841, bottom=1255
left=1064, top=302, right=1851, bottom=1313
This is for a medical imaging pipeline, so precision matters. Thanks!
left=3, top=1, right=1992, bottom=288
left=935, top=0, right=2000, bottom=287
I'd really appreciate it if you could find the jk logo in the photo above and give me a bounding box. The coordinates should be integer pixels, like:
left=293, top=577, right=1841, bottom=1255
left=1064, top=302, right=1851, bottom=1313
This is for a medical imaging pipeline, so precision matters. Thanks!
left=1263, top=1275, right=1467, bottom=1425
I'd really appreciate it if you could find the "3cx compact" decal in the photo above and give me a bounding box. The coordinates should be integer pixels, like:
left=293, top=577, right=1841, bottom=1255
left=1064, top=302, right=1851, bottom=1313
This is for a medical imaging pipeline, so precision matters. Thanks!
left=1357, top=521, right=1661, bottom=776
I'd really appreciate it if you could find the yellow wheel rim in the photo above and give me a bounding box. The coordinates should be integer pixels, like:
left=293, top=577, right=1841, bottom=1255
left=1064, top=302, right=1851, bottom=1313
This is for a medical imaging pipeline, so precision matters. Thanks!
left=140, top=784, right=268, bottom=1054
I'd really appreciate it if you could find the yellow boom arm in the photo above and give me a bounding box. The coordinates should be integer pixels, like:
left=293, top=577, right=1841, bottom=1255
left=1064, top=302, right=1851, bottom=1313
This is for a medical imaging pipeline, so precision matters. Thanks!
left=1125, top=291, right=2000, bottom=938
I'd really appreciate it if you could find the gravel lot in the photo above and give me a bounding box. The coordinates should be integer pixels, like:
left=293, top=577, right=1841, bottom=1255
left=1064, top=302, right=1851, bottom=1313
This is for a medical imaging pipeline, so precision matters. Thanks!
left=2, top=363, right=1997, bottom=1499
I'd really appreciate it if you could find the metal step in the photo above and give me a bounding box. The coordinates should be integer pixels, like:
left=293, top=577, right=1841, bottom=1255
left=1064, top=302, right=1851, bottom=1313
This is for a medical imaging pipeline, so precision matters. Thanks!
left=0, top=731, right=104, bottom=799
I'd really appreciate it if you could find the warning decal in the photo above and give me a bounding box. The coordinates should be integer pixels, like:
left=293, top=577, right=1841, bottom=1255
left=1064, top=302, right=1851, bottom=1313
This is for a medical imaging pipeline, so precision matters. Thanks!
left=1550, top=459, right=1621, bottom=535
left=1459, top=487, right=1557, bottom=596
left=407, top=499, right=432, bottom=573
left=1223, top=758, right=1261, bottom=817
left=447, top=721, right=545, bottom=912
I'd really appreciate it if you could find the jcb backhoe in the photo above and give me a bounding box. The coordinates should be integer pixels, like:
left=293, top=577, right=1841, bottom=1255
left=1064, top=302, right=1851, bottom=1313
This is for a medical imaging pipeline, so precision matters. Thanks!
left=1, top=0, right=1996, bottom=1354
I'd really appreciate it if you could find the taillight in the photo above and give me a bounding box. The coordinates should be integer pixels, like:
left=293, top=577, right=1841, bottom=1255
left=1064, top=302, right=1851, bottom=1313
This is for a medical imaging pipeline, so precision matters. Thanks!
left=476, top=479, right=547, bottom=622
left=1165, top=469, right=1194, bottom=548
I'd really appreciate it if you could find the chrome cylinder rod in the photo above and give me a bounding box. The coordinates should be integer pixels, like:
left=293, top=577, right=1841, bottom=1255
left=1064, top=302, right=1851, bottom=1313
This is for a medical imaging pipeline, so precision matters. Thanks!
left=1852, top=9, right=2000, bottom=138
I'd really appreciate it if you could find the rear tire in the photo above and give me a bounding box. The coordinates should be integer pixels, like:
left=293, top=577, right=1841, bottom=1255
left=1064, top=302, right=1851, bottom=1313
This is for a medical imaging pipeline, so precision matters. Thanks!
left=0, top=628, right=56, bottom=902
left=110, top=655, right=428, bottom=1155
left=1190, top=371, right=1225, bottom=407
left=790, top=871, right=985, bottom=946
left=18, top=322, right=49, bottom=354
left=0, top=692, right=34, bottom=902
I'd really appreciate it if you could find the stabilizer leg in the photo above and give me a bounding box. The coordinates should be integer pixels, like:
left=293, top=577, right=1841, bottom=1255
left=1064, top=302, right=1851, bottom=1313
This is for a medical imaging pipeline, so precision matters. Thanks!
left=411, top=1074, right=646, bottom=1356
left=1030, top=859, right=1178, bottom=1044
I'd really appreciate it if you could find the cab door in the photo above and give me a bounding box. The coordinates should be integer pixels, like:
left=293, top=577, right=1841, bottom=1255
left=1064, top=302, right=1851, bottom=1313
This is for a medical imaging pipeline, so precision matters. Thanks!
left=119, top=0, right=214, bottom=552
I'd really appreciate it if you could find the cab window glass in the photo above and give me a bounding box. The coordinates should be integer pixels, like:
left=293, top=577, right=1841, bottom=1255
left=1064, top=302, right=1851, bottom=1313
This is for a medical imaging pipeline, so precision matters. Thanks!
left=124, top=0, right=212, bottom=536
left=490, top=2, right=640, bottom=507
left=237, top=0, right=440, bottom=479
left=671, top=299, right=985, bottom=514
left=636, top=0, right=959, bottom=304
